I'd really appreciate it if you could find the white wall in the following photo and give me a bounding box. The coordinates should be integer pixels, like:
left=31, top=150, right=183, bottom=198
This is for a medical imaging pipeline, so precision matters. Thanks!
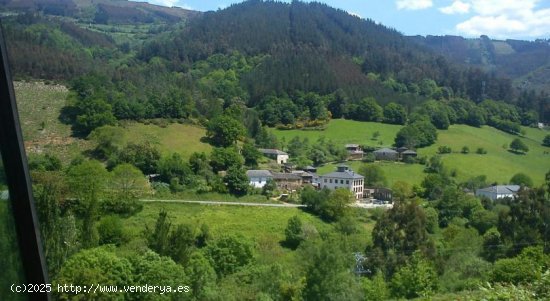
left=249, top=177, right=270, bottom=188
left=320, top=177, right=363, bottom=199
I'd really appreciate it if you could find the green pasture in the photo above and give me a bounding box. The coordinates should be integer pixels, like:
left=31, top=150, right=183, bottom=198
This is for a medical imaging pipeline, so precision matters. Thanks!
left=119, top=122, right=212, bottom=159
left=271, top=119, right=403, bottom=148
left=276, top=120, right=549, bottom=187
left=124, top=202, right=374, bottom=265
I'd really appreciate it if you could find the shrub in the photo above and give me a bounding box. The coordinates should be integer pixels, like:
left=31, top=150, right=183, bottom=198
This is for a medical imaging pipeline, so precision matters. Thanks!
left=362, top=153, right=376, bottom=163
left=476, top=147, right=487, bottom=154
left=97, top=215, right=128, bottom=246
left=438, top=146, right=452, bottom=154
left=461, top=146, right=470, bottom=154
left=510, top=173, right=533, bottom=187
left=510, top=138, right=529, bottom=153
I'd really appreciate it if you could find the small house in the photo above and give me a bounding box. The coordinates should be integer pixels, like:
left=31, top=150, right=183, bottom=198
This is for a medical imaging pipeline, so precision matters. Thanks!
left=292, top=170, right=318, bottom=186
left=283, top=162, right=296, bottom=173
left=476, top=185, right=520, bottom=201
left=246, top=170, right=273, bottom=188
left=272, top=172, right=303, bottom=191
left=303, top=165, right=317, bottom=173
left=364, top=187, right=393, bottom=202
left=345, top=144, right=364, bottom=160
left=373, top=148, right=398, bottom=161
left=259, top=149, right=289, bottom=165
left=400, top=150, right=418, bottom=161
left=397, top=147, right=409, bottom=153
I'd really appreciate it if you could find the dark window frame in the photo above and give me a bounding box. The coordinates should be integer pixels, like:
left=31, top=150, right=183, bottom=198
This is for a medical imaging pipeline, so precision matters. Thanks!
left=0, top=22, right=50, bottom=300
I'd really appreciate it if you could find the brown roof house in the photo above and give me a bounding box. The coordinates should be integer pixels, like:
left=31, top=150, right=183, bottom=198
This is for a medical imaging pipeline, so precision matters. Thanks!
left=345, top=144, right=364, bottom=160
left=272, top=172, right=302, bottom=192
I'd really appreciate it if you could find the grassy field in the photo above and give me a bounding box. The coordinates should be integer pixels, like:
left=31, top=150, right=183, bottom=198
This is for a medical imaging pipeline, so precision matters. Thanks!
left=15, top=81, right=211, bottom=162
left=14, top=81, right=93, bottom=161
left=124, top=202, right=374, bottom=265
left=274, top=119, right=550, bottom=187
left=318, top=161, right=426, bottom=188
left=119, top=122, right=212, bottom=158
left=422, top=125, right=549, bottom=185
left=271, top=119, right=403, bottom=148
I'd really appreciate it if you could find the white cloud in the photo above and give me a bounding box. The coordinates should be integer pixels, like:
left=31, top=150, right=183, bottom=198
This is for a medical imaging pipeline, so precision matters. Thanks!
left=396, top=0, right=433, bottom=10
left=454, top=0, right=550, bottom=38
left=348, top=11, right=363, bottom=18
left=439, top=1, right=470, bottom=14
left=147, top=0, right=191, bottom=9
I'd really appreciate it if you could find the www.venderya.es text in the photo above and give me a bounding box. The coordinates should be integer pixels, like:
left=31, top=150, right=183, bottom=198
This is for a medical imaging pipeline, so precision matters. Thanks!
left=11, top=283, right=191, bottom=295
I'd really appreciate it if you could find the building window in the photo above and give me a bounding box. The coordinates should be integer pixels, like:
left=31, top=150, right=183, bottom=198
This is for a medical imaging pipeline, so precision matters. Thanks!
left=324, top=179, right=327, bottom=183
left=340, top=180, right=344, bottom=184
left=346, top=180, right=349, bottom=184
left=329, top=179, right=332, bottom=183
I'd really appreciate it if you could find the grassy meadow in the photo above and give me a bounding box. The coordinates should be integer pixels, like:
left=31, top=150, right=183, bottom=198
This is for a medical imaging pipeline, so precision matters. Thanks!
left=271, top=119, right=403, bottom=148
left=317, top=161, right=426, bottom=188
left=119, top=121, right=212, bottom=158
left=422, top=125, right=549, bottom=185
left=274, top=119, right=550, bottom=187
left=125, top=202, right=374, bottom=265
left=15, top=81, right=211, bottom=162
left=14, top=81, right=93, bottom=161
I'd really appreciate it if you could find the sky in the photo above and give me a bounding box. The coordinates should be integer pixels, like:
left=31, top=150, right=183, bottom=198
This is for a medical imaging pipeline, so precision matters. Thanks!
left=144, top=0, right=550, bottom=40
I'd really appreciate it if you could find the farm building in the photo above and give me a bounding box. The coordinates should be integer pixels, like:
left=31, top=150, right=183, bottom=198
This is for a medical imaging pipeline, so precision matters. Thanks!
left=259, top=149, right=289, bottom=164
left=345, top=144, right=364, bottom=160
left=400, top=149, right=418, bottom=161
left=272, top=172, right=303, bottom=191
left=246, top=170, right=273, bottom=188
left=373, top=148, right=399, bottom=161
left=319, top=165, right=364, bottom=199
left=364, top=187, right=393, bottom=202
left=475, top=185, right=520, bottom=201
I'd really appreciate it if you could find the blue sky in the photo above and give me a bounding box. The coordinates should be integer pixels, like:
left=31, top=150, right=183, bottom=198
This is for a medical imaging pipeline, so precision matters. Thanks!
left=145, top=0, right=550, bottom=40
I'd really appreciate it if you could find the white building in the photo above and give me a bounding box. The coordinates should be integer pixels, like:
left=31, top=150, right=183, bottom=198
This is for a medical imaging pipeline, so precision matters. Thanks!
left=246, top=170, right=273, bottom=188
left=319, top=165, right=364, bottom=199
left=259, top=149, right=289, bottom=165
left=475, top=185, right=520, bottom=201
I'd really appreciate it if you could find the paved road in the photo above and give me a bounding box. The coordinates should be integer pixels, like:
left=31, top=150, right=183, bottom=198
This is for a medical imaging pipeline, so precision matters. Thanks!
left=141, top=199, right=392, bottom=209
left=141, top=199, right=307, bottom=208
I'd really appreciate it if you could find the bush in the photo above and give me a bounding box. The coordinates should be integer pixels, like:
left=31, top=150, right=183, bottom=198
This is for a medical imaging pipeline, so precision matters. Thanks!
left=284, top=216, right=303, bottom=249
left=510, top=173, right=533, bottom=187
left=390, top=253, right=438, bottom=299
left=97, top=215, right=128, bottom=246
left=205, top=236, right=254, bottom=277
left=394, top=121, right=437, bottom=148
left=461, top=146, right=470, bottom=154
left=438, top=146, right=452, bottom=154
left=543, top=134, right=550, bottom=147
left=362, top=152, right=376, bottom=163
left=510, top=138, right=529, bottom=153
left=476, top=147, right=487, bottom=154
left=101, top=198, right=143, bottom=216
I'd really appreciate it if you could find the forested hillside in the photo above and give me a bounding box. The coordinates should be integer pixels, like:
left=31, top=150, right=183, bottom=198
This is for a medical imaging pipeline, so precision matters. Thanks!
left=411, top=35, right=550, bottom=92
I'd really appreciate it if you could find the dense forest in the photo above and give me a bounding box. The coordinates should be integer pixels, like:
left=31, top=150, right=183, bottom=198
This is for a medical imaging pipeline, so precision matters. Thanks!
left=2, top=0, right=547, bottom=137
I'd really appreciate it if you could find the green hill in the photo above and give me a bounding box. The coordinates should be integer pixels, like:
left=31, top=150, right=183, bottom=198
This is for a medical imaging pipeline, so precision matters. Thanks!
left=273, top=119, right=550, bottom=186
